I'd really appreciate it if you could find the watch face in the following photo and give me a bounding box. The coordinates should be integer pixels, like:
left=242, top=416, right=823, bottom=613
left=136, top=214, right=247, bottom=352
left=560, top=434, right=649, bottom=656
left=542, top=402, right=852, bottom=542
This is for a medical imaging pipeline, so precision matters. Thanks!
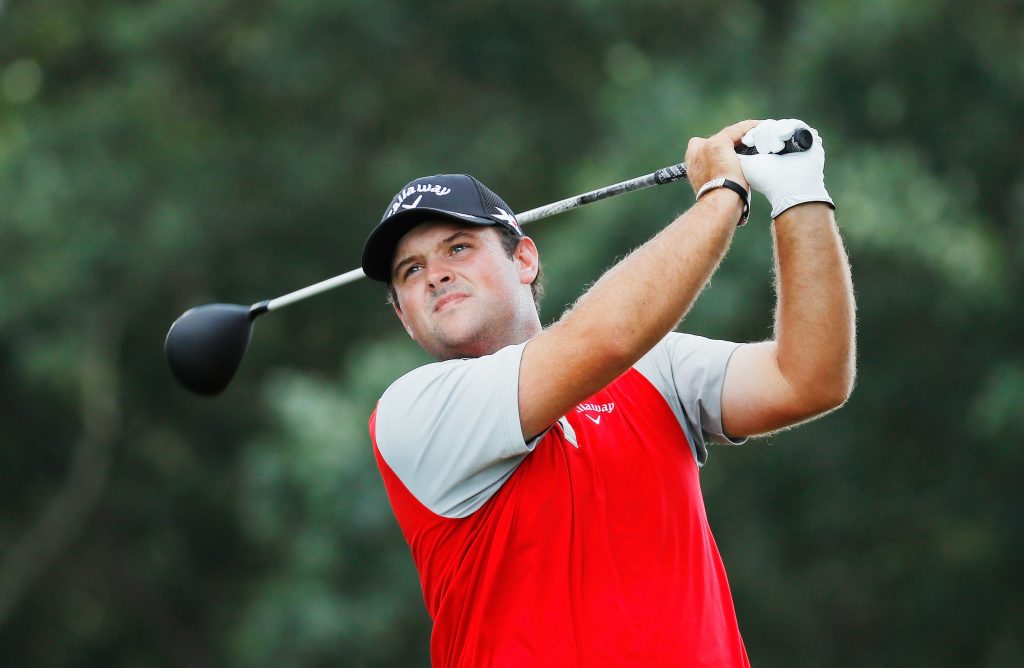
left=698, top=178, right=726, bottom=198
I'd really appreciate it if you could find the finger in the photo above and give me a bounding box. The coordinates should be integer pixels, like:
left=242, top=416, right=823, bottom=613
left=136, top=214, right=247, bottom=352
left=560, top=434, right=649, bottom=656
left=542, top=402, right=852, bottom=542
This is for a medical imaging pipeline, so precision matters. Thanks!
left=777, top=118, right=808, bottom=138
left=717, top=119, right=760, bottom=146
left=749, top=119, right=785, bottom=154
left=684, top=136, right=705, bottom=162
left=755, top=132, right=783, bottom=155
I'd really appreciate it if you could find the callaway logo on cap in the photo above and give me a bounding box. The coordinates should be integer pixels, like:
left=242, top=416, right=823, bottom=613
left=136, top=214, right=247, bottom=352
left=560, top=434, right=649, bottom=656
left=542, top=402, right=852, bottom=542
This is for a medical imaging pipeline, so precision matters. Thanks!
left=361, top=174, right=522, bottom=282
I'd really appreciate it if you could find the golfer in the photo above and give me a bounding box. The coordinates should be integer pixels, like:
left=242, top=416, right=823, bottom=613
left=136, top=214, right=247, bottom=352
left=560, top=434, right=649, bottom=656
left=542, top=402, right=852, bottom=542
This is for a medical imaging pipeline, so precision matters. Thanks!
left=361, top=118, right=855, bottom=667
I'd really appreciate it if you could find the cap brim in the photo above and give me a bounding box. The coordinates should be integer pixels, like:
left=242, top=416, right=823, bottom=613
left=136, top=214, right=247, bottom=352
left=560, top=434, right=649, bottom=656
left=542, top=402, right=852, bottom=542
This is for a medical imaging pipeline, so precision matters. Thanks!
left=361, top=208, right=496, bottom=282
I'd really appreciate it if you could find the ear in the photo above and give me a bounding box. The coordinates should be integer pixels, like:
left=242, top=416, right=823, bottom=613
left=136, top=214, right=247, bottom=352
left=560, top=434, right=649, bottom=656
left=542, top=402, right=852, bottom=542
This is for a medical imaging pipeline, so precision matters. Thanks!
left=391, top=301, right=416, bottom=340
left=513, top=236, right=540, bottom=286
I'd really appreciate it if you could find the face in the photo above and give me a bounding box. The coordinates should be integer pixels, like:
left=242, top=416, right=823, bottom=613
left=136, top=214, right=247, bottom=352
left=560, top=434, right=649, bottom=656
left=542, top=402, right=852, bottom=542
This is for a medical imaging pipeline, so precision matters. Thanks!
left=390, top=221, right=541, bottom=360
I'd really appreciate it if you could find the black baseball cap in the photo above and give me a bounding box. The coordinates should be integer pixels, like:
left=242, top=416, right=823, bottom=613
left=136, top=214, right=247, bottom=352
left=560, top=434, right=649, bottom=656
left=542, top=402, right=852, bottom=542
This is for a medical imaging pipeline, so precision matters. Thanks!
left=361, top=174, right=523, bottom=282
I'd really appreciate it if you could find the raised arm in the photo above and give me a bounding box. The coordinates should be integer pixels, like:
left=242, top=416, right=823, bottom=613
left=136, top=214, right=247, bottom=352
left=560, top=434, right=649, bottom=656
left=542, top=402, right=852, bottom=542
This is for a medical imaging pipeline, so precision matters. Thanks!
left=721, top=121, right=856, bottom=436
left=518, top=120, right=758, bottom=439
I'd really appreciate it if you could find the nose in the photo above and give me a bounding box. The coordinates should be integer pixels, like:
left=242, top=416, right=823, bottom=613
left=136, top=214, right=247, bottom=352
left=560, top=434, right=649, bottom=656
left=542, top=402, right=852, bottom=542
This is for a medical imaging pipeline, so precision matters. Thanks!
left=425, top=260, right=454, bottom=290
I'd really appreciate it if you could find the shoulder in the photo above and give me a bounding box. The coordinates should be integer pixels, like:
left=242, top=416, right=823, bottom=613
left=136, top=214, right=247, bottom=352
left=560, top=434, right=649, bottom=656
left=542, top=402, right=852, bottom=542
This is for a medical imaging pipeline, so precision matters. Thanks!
left=634, top=332, right=744, bottom=462
left=380, top=341, right=527, bottom=409
left=380, top=357, right=467, bottom=405
left=374, top=342, right=529, bottom=451
left=372, top=342, right=534, bottom=517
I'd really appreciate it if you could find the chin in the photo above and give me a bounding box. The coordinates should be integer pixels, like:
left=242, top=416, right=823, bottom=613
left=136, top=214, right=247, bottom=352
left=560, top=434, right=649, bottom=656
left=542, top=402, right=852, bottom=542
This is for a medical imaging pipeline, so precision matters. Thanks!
left=427, top=321, right=505, bottom=360
left=421, top=298, right=525, bottom=360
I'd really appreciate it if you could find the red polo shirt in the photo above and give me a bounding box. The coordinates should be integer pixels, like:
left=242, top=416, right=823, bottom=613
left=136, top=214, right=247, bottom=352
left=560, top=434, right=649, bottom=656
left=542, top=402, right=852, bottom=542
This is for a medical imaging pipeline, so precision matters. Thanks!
left=371, top=335, right=750, bottom=667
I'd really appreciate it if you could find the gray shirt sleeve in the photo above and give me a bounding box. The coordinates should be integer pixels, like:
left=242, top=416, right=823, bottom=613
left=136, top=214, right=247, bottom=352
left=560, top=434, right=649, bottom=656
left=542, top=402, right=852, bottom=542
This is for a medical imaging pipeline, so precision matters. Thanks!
left=373, top=341, right=536, bottom=518
left=634, top=333, right=746, bottom=466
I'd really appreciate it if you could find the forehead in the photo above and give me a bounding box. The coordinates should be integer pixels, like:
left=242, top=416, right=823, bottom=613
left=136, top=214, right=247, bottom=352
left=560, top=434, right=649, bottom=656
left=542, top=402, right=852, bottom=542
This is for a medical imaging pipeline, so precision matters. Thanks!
left=393, top=221, right=494, bottom=259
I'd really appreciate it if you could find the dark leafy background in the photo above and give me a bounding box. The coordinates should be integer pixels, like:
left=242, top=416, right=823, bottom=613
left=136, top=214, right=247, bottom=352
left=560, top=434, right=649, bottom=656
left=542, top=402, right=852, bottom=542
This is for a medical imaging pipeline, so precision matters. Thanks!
left=1, top=1, right=1021, bottom=665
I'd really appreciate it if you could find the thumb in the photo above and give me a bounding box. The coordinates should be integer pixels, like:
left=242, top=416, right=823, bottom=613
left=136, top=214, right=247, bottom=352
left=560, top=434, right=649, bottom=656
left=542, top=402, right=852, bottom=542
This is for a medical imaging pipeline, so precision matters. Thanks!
left=717, top=119, right=760, bottom=147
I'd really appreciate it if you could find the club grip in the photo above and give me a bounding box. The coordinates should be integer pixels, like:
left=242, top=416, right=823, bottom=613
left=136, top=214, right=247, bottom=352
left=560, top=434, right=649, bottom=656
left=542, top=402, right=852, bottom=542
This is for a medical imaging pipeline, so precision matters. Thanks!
left=653, top=163, right=689, bottom=185
left=735, top=127, right=813, bottom=156
left=651, top=128, right=814, bottom=186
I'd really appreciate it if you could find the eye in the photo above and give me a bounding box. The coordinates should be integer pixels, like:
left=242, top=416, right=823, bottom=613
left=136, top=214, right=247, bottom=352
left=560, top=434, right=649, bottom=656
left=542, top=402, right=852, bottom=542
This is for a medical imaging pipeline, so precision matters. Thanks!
left=450, top=243, right=469, bottom=255
left=403, top=263, right=423, bottom=280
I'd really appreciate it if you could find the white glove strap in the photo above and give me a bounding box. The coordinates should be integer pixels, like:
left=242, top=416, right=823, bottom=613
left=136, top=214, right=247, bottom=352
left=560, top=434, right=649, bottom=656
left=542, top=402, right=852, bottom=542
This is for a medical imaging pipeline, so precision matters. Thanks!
left=696, top=177, right=750, bottom=226
left=768, top=183, right=835, bottom=219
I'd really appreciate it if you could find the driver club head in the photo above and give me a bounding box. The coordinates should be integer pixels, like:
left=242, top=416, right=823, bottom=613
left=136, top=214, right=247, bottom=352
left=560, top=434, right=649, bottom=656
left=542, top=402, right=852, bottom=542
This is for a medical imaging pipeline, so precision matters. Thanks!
left=165, top=303, right=255, bottom=396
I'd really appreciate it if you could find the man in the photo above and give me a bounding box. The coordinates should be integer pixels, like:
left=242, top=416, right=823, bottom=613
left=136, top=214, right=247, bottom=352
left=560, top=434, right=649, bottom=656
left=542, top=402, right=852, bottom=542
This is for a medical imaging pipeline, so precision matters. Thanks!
left=361, top=119, right=856, bottom=667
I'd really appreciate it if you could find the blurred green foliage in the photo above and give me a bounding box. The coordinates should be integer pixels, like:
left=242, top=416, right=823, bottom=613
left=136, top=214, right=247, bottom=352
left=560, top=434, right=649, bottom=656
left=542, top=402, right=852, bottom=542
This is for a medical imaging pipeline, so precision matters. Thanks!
left=1, top=0, right=1021, bottom=665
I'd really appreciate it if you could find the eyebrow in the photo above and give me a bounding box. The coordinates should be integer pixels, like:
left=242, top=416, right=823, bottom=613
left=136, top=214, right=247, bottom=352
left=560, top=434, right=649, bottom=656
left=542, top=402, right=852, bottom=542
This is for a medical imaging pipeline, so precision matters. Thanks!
left=392, top=230, right=476, bottom=280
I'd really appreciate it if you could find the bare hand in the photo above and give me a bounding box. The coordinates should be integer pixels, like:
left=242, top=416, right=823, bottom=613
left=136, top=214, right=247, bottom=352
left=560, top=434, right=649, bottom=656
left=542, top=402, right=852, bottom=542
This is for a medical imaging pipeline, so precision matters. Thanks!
left=684, top=120, right=759, bottom=195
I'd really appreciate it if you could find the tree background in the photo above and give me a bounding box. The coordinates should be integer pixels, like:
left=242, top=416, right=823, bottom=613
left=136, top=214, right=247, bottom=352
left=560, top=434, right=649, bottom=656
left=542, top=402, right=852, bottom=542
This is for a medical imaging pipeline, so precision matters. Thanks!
left=1, top=0, right=1021, bottom=665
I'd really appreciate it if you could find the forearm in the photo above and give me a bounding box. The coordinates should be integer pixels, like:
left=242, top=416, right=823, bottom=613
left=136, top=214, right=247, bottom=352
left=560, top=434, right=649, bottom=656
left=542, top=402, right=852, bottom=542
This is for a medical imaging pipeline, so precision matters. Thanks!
left=519, top=190, right=742, bottom=437
left=563, top=190, right=741, bottom=365
left=772, top=203, right=856, bottom=408
left=518, top=119, right=757, bottom=439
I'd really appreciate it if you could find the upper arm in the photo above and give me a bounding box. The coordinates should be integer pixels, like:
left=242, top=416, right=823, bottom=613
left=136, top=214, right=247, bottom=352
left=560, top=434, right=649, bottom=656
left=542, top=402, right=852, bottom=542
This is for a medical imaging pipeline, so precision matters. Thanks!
left=518, top=324, right=637, bottom=440
left=720, top=341, right=836, bottom=437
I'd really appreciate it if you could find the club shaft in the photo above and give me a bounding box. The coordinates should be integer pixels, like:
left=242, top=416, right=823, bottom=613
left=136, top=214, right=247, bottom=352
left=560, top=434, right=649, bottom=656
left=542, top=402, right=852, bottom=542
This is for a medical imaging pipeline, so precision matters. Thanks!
left=256, top=162, right=691, bottom=312
left=247, top=129, right=816, bottom=315
left=515, top=129, right=809, bottom=223
left=517, top=163, right=688, bottom=224
left=263, top=267, right=366, bottom=312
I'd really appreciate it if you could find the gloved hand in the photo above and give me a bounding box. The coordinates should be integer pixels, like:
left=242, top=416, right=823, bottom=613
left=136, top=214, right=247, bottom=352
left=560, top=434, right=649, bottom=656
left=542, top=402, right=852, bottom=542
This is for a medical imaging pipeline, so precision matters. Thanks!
left=738, top=119, right=834, bottom=219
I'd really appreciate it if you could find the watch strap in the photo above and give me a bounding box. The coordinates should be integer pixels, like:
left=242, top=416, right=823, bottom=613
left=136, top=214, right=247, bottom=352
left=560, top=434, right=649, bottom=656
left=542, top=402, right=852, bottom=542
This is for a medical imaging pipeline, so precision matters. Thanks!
left=696, top=177, right=750, bottom=226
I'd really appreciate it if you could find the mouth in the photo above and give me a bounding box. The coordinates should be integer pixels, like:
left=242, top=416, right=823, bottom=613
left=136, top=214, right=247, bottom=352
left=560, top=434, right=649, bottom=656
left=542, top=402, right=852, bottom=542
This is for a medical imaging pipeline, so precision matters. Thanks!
left=433, top=292, right=469, bottom=313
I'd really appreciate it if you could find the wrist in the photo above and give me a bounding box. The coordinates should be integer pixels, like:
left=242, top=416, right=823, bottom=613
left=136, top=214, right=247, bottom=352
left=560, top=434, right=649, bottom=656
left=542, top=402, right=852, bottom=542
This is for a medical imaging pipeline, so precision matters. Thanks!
left=767, top=182, right=834, bottom=219
left=697, top=187, right=746, bottom=228
left=773, top=201, right=835, bottom=226
left=696, top=177, right=750, bottom=226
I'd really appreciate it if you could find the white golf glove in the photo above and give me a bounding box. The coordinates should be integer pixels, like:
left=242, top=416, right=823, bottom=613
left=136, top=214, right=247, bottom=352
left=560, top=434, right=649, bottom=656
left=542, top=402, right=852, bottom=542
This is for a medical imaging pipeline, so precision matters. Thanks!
left=738, top=118, right=834, bottom=219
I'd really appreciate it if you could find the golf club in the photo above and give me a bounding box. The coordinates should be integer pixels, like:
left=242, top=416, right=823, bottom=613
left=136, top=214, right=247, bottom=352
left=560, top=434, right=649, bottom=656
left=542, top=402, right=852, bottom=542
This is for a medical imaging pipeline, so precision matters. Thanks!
left=165, top=128, right=813, bottom=395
